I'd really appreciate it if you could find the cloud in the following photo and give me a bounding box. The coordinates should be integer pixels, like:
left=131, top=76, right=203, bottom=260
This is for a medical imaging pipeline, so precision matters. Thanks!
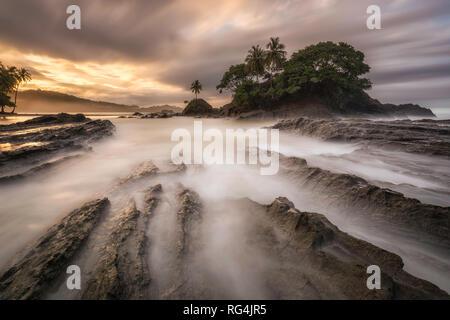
left=0, top=0, right=449, bottom=108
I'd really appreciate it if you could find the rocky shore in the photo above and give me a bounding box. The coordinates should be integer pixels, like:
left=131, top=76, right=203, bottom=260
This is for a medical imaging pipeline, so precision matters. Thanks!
left=0, top=114, right=449, bottom=300
left=0, top=198, right=109, bottom=299
left=0, top=159, right=448, bottom=300
left=278, top=155, right=450, bottom=247
left=273, top=117, right=450, bottom=157
left=0, top=113, right=115, bottom=180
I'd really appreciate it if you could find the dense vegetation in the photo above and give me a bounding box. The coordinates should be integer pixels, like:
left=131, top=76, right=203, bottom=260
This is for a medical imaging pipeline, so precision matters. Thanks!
left=216, top=39, right=372, bottom=110
left=0, top=62, right=31, bottom=113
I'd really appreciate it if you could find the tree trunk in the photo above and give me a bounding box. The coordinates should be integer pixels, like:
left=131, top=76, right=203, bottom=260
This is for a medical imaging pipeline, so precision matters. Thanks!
left=1, top=105, right=4, bottom=113
left=13, top=85, right=19, bottom=113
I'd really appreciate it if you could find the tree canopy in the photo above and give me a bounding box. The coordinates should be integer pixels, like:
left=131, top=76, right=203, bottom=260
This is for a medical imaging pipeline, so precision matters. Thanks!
left=190, top=80, right=202, bottom=101
left=245, top=45, right=266, bottom=81
left=216, top=40, right=371, bottom=109
left=0, top=62, right=31, bottom=113
left=216, top=64, right=248, bottom=94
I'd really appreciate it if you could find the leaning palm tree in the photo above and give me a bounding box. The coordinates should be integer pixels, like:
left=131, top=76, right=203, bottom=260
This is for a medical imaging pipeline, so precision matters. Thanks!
left=245, top=45, right=266, bottom=82
left=265, top=37, right=287, bottom=89
left=12, top=68, right=31, bottom=113
left=190, top=80, right=202, bottom=102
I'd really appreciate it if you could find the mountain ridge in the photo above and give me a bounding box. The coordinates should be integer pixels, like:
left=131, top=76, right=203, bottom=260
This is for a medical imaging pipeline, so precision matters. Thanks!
left=14, top=89, right=182, bottom=114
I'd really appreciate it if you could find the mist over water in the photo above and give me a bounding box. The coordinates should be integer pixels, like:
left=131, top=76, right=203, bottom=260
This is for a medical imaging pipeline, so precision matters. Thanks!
left=279, top=133, right=450, bottom=206
left=0, top=117, right=449, bottom=295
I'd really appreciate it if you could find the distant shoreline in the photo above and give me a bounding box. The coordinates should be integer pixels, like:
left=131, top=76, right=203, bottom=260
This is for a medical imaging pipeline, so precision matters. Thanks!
left=0, top=112, right=131, bottom=117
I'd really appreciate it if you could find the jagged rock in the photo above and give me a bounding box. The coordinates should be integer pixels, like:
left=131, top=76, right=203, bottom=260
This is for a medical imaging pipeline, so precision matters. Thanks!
left=0, top=113, right=87, bottom=132
left=175, top=188, right=202, bottom=257
left=259, top=197, right=449, bottom=299
left=0, top=198, right=109, bottom=299
left=113, top=162, right=186, bottom=191
left=119, top=110, right=179, bottom=119
left=0, top=154, right=81, bottom=184
left=143, top=111, right=174, bottom=118
left=82, top=185, right=161, bottom=300
left=0, top=114, right=115, bottom=177
left=161, top=187, right=203, bottom=299
left=273, top=117, right=450, bottom=157
left=116, top=161, right=160, bottom=186
left=279, top=155, right=450, bottom=246
left=144, top=184, right=162, bottom=212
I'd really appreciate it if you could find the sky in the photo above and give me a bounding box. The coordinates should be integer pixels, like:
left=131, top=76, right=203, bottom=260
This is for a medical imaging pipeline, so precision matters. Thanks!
left=0, top=0, right=449, bottom=114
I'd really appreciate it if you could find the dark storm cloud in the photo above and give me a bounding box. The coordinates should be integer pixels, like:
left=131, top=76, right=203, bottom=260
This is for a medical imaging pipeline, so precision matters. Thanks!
left=0, top=0, right=449, bottom=107
left=0, top=0, right=186, bottom=61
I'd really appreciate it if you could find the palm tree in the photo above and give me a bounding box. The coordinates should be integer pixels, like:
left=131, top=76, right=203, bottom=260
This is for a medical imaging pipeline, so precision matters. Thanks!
left=0, top=63, right=18, bottom=114
left=245, top=45, right=266, bottom=82
left=265, top=37, right=287, bottom=88
left=190, top=80, right=202, bottom=102
left=12, top=68, right=31, bottom=113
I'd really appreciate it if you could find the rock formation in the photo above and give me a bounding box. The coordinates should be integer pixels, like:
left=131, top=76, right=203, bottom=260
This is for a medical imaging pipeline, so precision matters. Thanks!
left=0, top=113, right=115, bottom=181
left=82, top=185, right=161, bottom=300
left=273, top=117, right=450, bottom=157
left=0, top=198, right=109, bottom=299
left=222, top=91, right=435, bottom=119
left=278, top=155, right=450, bottom=247
left=182, top=99, right=219, bottom=117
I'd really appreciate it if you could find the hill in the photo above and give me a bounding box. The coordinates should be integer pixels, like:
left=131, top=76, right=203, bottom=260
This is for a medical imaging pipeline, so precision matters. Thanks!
left=221, top=91, right=436, bottom=119
left=14, top=90, right=182, bottom=114
left=182, top=98, right=219, bottom=116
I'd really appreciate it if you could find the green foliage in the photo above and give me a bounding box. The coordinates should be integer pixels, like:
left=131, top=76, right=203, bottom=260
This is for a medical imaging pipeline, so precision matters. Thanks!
left=265, top=37, right=287, bottom=77
left=0, top=64, right=16, bottom=95
left=216, top=39, right=372, bottom=111
left=0, top=62, right=31, bottom=113
left=190, top=80, right=202, bottom=101
left=216, top=64, right=248, bottom=93
left=280, top=41, right=371, bottom=99
left=232, top=80, right=263, bottom=109
left=245, top=45, right=266, bottom=81
left=0, top=92, right=14, bottom=107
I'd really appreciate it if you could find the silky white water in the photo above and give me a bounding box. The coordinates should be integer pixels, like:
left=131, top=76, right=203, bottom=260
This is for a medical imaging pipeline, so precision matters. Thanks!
left=0, top=116, right=449, bottom=294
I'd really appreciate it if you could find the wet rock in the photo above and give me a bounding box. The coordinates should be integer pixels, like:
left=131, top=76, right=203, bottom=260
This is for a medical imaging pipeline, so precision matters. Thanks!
left=0, top=114, right=115, bottom=177
left=144, top=184, right=162, bottom=212
left=143, top=111, right=175, bottom=118
left=260, top=197, right=449, bottom=299
left=82, top=185, right=162, bottom=300
left=273, top=117, right=450, bottom=157
left=161, top=187, right=203, bottom=299
left=116, top=160, right=160, bottom=186
left=0, top=154, right=81, bottom=184
left=0, top=113, right=87, bottom=132
left=0, top=198, right=109, bottom=299
left=114, top=161, right=188, bottom=190
left=123, top=110, right=178, bottom=119
left=279, top=155, right=450, bottom=247
left=174, top=188, right=202, bottom=257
